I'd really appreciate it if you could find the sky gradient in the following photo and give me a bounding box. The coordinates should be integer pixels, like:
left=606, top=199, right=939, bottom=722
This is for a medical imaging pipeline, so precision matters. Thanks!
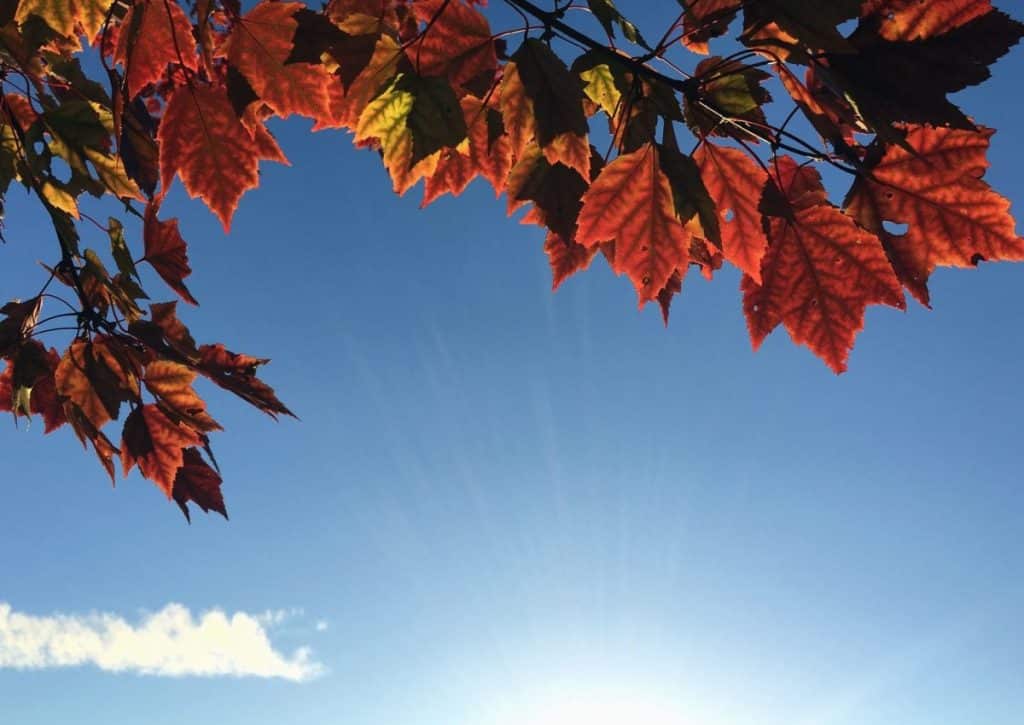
left=1, top=5, right=1023, bottom=724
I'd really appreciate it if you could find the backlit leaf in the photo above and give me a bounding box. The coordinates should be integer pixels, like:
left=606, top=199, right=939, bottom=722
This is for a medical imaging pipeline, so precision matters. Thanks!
left=121, top=403, right=201, bottom=497
left=173, top=448, right=227, bottom=521
left=225, top=1, right=335, bottom=123
left=158, top=84, right=262, bottom=230
left=115, top=0, right=198, bottom=98
left=844, top=125, right=1024, bottom=306
left=744, top=157, right=904, bottom=373
left=694, top=141, right=769, bottom=282
left=576, top=143, right=690, bottom=303
left=142, top=203, right=197, bottom=305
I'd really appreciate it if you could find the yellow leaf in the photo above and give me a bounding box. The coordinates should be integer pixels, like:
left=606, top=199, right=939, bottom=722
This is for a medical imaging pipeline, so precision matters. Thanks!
left=581, top=64, right=622, bottom=117
left=41, top=181, right=79, bottom=218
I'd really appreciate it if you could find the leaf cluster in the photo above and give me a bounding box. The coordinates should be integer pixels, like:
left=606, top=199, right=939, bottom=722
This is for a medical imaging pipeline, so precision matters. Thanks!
left=0, top=0, right=1021, bottom=517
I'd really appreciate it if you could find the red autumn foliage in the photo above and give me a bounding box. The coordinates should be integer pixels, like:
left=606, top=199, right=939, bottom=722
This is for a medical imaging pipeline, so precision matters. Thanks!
left=0, top=0, right=1021, bottom=518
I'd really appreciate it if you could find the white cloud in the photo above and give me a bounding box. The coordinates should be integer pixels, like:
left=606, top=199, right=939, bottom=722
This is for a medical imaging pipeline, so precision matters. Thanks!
left=0, top=602, right=323, bottom=682
left=315, top=620, right=329, bottom=632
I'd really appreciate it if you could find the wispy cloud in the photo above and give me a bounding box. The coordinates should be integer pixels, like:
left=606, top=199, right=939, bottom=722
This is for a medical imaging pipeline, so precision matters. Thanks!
left=0, top=602, right=323, bottom=682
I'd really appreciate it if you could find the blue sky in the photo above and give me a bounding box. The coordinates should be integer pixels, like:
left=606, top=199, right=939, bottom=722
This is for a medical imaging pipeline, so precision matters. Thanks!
left=1, top=5, right=1023, bottom=724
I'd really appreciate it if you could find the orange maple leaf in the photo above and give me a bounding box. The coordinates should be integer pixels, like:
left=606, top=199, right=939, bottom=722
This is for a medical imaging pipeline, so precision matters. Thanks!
left=158, top=84, right=262, bottom=230
left=142, top=204, right=198, bottom=305
left=409, top=0, right=497, bottom=87
left=173, top=448, right=227, bottom=521
left=115, top=0, right=198, bottom=98
left=861, top=0, right=992, bottom=41
left=845, top=125, right=1024, bottom=306
left=121, top=403, right=201, bottom=496
left=745, top=157, right=904, bottom=373
left=694, top=141, right=770, bottom=283
left=576, top=143, right=690, bottom=303
left=224, top=1, right=336, bottom=123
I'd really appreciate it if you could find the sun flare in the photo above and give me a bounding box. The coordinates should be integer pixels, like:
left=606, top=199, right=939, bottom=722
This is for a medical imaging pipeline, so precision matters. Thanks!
left=491, top=684, right=692, bottom=725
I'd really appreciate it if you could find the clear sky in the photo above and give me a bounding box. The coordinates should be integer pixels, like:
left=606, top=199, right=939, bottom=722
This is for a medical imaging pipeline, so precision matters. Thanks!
left=1, top=5, right=1023, bottom=725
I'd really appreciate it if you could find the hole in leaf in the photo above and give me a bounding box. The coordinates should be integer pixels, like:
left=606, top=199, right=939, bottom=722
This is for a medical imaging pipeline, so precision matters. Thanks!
left=883, top=221, right=909, bottom=235
left=723, top=208, right=735, bottom=222
left=837, top=18, right=858, bottom=36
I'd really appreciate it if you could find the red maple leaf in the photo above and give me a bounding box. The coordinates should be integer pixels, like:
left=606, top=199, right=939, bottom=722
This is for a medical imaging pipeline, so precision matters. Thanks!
left=142, top=203, right=198, bottom=305
left=862, top=0, right=992, bottom=41
left=224, top=1, right=336, bottom=123
left=115, top=0, right=198, bottom=98
left=158, top=84, right=262, bottom=230
left=544, top=232, right=598, bottom=291
left=121, top=403, right=201, bottom=496
left=844, top=125, right=1024, bottom=306
left=694, top=141, right=770, bottom=282
left=744, top=157, right=904, bottom=373
left=409, top=0, right=497, bottom=87
left=173, top=448, right=227, bottom=521
left=576, top=143, right=690, bottom=303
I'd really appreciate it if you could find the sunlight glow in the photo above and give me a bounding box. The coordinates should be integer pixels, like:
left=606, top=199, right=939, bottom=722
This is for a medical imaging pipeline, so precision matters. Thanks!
left=492, top=684, right=692, bottom=725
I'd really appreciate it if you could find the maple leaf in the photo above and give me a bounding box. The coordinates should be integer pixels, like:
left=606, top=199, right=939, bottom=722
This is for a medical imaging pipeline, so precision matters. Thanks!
left=286, top=9, right=378, bottom=92
left=158, top=84, right=262, bottom=230
left=586, top=0, right=648, bottom=48
left=173, top=448, right=227, bottom=521
left=693, top=141, right=769, bottom=282
left=142, top=204, right=197, bottom=305
left=656, top=269, right=685, bottom=326
left=409, top=0, right=498, bottom=87
left=506, top=144, right=591, bottom=242
left=0, top=297, right=42, bottom=358
left=144, top=360, right=221, bottom=433
left=576, top=143, right=691, bottom=303
left=224, top=1, right=336, bottom=123
left=827, top=9, right=1024, bottom=130
left=55, top=339, right=139, bottom=429
left=861, top=0, right=993, bottom=41
left=685, top=57, right=772, bottom=143
left=197, top=344, right=293, bottom=419
left=2, top=0, right=1024, bottom=519
left=505, top=40, right=590, bottom=178
left=544, top=233, right=598, bottom=291
left=681, top=0, right=741, bottom=54
left=121, top=403, right=201, bottom=497
left=312, top=34, right=401, bottom=132
left=63, top=403, right=120, bottom=484
left=776, top=64, right=861, bottom=147
left=579, top=63, right=623, bottom=118
left=744, top=157, right=904, bottom=373
left=658, top=126, right=721, bottom=247
left=422, top=96, right=512, bottom=206
left=742, top=0, right=861, bottom=53
left=137, top=301, right=199, bottom=360
left=115, top=0, right=198, bottom=98
left=0, top=341, right=65, bottom=432
left=396, top=74, right=468, bottom=165
left=15, top=0, right=112, bottom=41
left=355, top=75, right=441, bottom=194
left=844, top=125, right=1024, bottom=306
